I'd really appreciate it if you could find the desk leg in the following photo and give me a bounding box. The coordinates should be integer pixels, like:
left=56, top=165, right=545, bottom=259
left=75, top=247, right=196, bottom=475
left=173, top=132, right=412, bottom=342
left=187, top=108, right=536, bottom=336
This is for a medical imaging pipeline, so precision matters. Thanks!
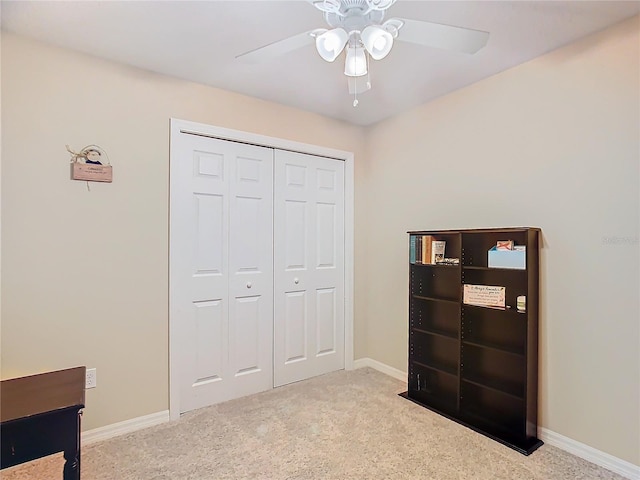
left=62, top=412, right=81, bottom=480
left=63, top=449, right=80, bottom=480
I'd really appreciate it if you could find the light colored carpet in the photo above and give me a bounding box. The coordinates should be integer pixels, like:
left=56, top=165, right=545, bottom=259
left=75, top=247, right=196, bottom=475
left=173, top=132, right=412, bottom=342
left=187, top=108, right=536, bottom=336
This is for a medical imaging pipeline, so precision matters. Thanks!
left=1, top=368, right=627, bottom=480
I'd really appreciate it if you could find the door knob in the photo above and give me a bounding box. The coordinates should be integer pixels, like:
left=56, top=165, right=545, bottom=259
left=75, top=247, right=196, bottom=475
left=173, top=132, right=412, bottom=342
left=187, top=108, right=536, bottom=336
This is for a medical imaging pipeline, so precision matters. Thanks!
left=294, top=278, right=299, bottom=284
left=246, top=282, right=252, bottom=289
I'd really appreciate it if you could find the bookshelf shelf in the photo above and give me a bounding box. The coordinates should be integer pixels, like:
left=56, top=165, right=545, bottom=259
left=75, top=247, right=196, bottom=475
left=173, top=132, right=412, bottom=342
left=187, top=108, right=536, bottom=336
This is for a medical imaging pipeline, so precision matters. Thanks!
left=462, top=303, right=525, bottom=314
left=413, top=360, right=458, bottom=378
left=461, top=375, right=524, bottom=400
left=413, top=326, right=458, bottom=340
left=404, top=227, right=542, bottom=455
left=413, top=294, right=459, bottom=305
left=415, top=263, right=461, bottom=269
left=462, top=338, right=524, bottom=357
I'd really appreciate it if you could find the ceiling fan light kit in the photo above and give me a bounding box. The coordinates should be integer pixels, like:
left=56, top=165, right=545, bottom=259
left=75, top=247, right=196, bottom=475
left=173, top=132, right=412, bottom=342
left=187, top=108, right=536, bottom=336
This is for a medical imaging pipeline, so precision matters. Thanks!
left=344, top=45, right=368, bottom=77
left=236, top=0, right=490, bottom=106
left=314, top=28, right=349, bottom=62
left=311, top=0, right=400, bottom=88
left=361, top=25, right=393, bottom=60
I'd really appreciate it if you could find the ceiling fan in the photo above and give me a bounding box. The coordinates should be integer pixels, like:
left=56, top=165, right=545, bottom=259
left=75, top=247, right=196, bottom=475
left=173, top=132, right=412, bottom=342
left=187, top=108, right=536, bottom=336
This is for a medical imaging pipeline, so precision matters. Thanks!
left=236, top=0, right=489, bottom=105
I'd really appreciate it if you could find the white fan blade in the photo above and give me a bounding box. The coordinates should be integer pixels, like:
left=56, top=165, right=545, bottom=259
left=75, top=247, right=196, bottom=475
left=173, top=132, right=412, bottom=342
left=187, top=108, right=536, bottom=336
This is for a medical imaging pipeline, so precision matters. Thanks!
left=348, top=76, right=371, bottom=95
left=236, top=30, right=315, bottom=63
left=395, top=18, right=489, bottom=54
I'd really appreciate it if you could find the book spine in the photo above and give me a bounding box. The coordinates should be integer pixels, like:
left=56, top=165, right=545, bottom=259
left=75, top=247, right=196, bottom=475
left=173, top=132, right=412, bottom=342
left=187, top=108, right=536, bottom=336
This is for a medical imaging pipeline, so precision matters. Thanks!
left=416, top=236, right=422, bottom=264
left=409, top=236, right=416, bottom=264
left=422, top=235, right=433, bottom=265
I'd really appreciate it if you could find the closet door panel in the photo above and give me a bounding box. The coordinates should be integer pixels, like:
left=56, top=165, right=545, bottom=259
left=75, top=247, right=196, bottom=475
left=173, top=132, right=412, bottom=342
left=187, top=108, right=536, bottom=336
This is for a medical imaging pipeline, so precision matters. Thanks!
left=172, top=134, right=230, bottom=412
left=274, top=150, right=345, bottom=387
left=228, top=143, right=274, bottom=398
left=172, top=133, right=273, bottom=412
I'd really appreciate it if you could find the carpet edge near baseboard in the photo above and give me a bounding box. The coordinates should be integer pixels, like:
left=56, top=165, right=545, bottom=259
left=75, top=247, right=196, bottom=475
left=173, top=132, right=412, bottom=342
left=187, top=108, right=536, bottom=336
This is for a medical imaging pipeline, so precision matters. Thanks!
left=538, top=427, right=639, bottom=480
left=82, top=410, right=170, bottom=445
left=353, top=357, right=406, bottom=382
left=355, top=356, right=639, bottom=480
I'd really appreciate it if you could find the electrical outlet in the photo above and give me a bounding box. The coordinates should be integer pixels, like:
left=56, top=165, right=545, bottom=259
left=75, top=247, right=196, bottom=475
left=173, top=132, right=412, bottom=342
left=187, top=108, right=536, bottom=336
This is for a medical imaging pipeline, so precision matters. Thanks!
left=85, top=368, right=97, bottom=389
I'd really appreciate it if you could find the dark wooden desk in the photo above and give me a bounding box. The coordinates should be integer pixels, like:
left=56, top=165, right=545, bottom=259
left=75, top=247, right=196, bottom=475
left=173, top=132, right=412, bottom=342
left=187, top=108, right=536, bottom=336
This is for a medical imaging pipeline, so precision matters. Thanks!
left=1, top=366, right=86, bottom=480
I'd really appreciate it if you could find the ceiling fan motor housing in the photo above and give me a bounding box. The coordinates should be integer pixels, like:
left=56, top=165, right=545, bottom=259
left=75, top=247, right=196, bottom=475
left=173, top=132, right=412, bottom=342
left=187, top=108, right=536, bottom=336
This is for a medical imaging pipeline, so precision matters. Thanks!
left=325, top=0, right=387, bottom=31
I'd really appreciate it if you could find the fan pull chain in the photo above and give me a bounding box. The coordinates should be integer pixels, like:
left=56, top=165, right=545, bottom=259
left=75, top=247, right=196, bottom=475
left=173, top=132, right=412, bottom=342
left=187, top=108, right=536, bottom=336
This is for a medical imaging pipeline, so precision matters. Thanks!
left=352, top=47, right=368, bottom=108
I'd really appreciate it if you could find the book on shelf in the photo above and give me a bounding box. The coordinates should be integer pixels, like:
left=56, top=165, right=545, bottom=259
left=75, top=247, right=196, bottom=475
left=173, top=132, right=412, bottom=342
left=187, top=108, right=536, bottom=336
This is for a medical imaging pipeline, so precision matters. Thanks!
left=409, top=235, right=417, bottom=264
left=431, top=240, right=446, bottom=264
left=421, top=235, right=433, bottom=265
left=411, top=235, right=450, bottom=265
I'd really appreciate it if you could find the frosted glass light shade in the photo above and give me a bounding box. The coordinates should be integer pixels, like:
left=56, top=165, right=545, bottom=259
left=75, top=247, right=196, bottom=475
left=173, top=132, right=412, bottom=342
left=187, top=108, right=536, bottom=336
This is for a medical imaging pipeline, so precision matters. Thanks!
left=344, top=46, right=368, bottom=77
left=361, top=25, right=393, bottom=60
left=315, top=28, right=349, bottom=62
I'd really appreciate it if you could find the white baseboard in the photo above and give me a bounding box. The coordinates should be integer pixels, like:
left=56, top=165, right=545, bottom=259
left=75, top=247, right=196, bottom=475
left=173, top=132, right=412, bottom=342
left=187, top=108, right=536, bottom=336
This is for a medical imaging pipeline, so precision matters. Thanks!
left=82, top=410, right=170, bottom=445
left=539, top=427, right=639, bottom=480
left=356, top=357, right=639, bottom=480
left=354, top=357, right=407, bottom=382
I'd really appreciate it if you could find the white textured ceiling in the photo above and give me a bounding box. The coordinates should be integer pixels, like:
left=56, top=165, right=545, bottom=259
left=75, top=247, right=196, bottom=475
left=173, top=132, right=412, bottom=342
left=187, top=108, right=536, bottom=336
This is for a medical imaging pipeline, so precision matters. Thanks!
left=2, top=0, right=639, bottom=126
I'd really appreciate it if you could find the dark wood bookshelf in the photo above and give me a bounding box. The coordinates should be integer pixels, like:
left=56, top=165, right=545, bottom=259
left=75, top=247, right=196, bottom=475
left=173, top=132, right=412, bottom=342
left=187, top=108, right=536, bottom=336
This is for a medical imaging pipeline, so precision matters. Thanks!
left=403, top=227, right=542, bottom=455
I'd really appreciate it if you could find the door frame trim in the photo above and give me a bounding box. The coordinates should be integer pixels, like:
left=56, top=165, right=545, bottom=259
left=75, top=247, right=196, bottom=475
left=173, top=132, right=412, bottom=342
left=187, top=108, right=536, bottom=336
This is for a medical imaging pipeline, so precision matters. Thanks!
left=169, top=118, right=355, bottom=420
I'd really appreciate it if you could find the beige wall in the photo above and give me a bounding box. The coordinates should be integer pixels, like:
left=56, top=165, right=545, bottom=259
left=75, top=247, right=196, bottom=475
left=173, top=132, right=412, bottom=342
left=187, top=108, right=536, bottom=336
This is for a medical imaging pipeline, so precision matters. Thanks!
left=0, top=32, right=367, bottom=430
left=363, top=16, right=639, bottom=465
left=2, top=14, right=639, bottom=468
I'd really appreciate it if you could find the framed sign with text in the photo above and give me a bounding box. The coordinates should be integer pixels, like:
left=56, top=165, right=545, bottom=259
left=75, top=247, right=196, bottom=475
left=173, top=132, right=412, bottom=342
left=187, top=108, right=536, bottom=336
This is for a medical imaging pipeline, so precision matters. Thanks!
left=67, top=144, right=113, bottom=183
left=463, top=284, right=506, bottom=308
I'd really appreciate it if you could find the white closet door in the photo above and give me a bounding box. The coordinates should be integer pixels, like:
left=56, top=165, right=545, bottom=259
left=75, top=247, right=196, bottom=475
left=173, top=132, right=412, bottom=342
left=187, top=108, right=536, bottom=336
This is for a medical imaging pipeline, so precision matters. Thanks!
left=171, top=132, right=273, bottom=413
left=227, top=146, right=274, bottom=399
left=273, top=150, right=345, bottom=387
